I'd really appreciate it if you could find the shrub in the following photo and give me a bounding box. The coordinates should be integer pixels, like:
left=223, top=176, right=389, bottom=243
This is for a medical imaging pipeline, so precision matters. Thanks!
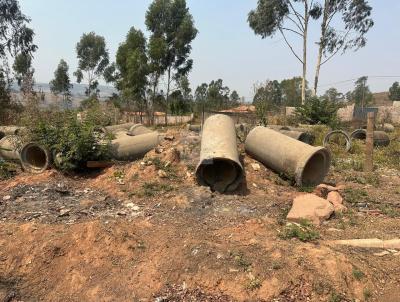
left=25, top=110, right=111, bottom=171
left=280, top=220, right=320, bottom=242
left=294, top=96, right=342, bottom=128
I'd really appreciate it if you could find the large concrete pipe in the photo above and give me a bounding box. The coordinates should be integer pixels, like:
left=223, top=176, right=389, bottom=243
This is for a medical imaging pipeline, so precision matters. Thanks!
left=20, top=142, right=51, bottom=174
left=278, top=130, right=315, bottom=145
left=195, top=114, right=243, bottom=193
left=323, top=130, right=352, bottom=152
left=0, top=135, right=21, bottom=160
left=351, top=129, right=390, bottom=147
left=128, top=124, right=153, bottom=136
left=0, top=126, right=27, bottom=136
left=111, top=132, right=160, bottom=161
left=245, top=127, right=331, bottom=186
left=267, top=125, right=291, bottom=131
left=186, top=124, right=201, bottom=132
left=105, top=122, right=137, bottom=134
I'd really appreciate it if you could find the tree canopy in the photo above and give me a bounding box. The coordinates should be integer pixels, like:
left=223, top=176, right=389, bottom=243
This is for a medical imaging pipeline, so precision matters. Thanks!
left=389, top=82, right=400, bottom=102
left=49, top=59, right=73, bottom=108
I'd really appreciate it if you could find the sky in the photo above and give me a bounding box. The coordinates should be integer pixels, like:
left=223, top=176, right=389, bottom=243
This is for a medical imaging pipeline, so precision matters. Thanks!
left=19, top=0, right=400, bottom=102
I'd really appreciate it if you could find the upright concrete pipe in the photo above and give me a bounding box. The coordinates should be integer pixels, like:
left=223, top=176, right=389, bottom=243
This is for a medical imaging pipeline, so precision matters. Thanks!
left=351, top=129, right=390, bottom=147
left=111, top=132, right=160, bottom=161
left=128, top=124, right=153, bottom=136
left=245, top=127, right=331, bottom=186
left=20, top=142, right=51, bottom=173
left=196, top=114, right=243, bottom=193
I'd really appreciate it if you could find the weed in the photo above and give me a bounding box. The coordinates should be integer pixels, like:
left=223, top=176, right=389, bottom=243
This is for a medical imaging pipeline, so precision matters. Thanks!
left=140, top=182, right=174, bottom=197
left=0, top=159, right=17, bottom=180
left=231, top=252, right=252, bottom=272
left=363, top=288, right=372, bottom=301
left=280, top=220, right=320, bottom=242
left=378, top=205, right=400, bottom=218
left=352, top=268, right=365, bottom=281
left=343, top=188, right=369, bottom=205
left=148, top=157, right=178, bottom=180
left=298, top=186, right=315, bottom=193
left=271, top=261, right=283, bottom=270
left=329, top=292, right=346, bottom=302
left=245, top=277, right=262, bottom=291
left=186, top=163, right=196, bottom=172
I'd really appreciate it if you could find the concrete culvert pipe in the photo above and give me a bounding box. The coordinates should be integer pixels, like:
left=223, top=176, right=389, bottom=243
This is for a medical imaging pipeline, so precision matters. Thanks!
left=267, top=125, right=291, bottom=131
left=20, top=143, right=51, bottom=174
left=279, top=130, right=315, bottom=145
left=323, top=130, right=352, bottom=152
left=187, top=124, right=201, bottom=132
left=105, top=122, right=137, bottom=134
left=0, top=126, right=27, bottom=136
left=245, top=127, right=331, bottom=186
left=351, top=129, right=390, bottom=147
left=196, top=114, right=243, bottom=193
left=128, top=124, right=153, bottom=136
left=0, top=135, right=22, bottom=160
left=111, top=132, right=160, bottom=161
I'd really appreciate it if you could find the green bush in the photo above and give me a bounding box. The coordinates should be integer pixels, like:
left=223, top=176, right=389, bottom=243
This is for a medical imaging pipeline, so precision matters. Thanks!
left=0, top=159, right=17, bottom=180
left=26, top=110, right=111, bottom=171
left=294, top=96, right=342, bottom=128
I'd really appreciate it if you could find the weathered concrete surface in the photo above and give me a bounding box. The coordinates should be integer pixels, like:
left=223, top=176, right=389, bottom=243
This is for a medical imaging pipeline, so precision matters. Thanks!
left=278, top=130, right=315, bottom=145
left=111, top=132, right=160, bottom=161
left=105, top=123, right=137, bottom=134
left=351, top=129, right=390, bottom=147
left=19, top=143, right=51, bottom=174
left=0, top=135, right=21, bottom=160
left=245, top=126, right=331, bottom=186
left=323, top=130, right=352, bottom=152
left=287, top=194, right=334, bottom=226
left=128, top=124, right=153, bottom=136
left=196, top=114, right=243, bottom=193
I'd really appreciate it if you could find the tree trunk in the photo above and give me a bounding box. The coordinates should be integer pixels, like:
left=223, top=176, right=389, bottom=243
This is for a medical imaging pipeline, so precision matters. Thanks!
left=165, top=67, right=171, bottom=126
left=313, top=0, right=329, bottom=96
left=301, top=3, right=309, bottom=105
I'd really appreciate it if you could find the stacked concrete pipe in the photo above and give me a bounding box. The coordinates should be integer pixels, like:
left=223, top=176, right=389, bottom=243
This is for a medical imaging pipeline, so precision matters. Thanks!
left=245, top=127, right=331, bottom=186
left=196, top=114, right=243, bottom=193
left=351, top=129, right=390, bottom=147
left=111, top=132, right=161, bottom=161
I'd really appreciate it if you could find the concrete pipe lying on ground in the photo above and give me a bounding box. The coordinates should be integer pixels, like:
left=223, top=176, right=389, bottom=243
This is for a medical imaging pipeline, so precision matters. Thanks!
left=105, top=122, right=137, bottom=134
left=351, top=129, right=390, bottom=147
left=323, top=130, right=352, bottom=152
left=245, top=127, right=331, bottom=186
left=196, top=114, right=243, bottom=193
left=128, top=124, right=153, bottom=136
left=19, top=142, right=51, bottom=174
left=0, top=126, right=27, bottom=136
left=383, top=123, right=395, bottom=133
left=186, top=124, right=201, bottom=132
left=278, top=130, right=315, bottom=145
left=0, top=135, right=22, bottom=160
left=111, top=132, right=161, bottom=161
left=267, top=125, right=291, bottom=131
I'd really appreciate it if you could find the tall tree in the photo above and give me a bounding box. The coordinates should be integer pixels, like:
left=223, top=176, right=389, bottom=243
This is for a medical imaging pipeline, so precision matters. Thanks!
left=313, top=0, right=373, bottom=94
left=0, top=0, right=37, bottom=122
left=230, top=90, right=240, bottom=106
left=248, top=0, right=321, bottom=104
left=145, top=0, right=198, bottom=124
left=323, top=87, right=343, bottom=102
left=253, top=80, right=282, bottom=111
left=389, top=82, right=400, bottom=102
left=280, top=76, right=307, bottom=107
left=50, top=59, right=73, bottom=108
left=350, top=76, right=373, bottom=107
left=74, top=32, right=109, bottom=97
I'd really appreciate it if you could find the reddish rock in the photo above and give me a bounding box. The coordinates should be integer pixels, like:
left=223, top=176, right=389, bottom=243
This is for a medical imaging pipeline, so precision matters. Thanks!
left=287, top=194, right=334, bottom=226
left=327, top=191, right=347, bottom=214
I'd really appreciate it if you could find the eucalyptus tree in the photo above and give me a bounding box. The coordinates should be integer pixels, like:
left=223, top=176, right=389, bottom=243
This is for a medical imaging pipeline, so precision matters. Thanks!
left=50, top=59, right=73, bottom=108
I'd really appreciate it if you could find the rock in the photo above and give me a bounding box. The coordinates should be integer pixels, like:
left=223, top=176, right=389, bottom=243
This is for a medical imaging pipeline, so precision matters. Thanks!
left=158, top=170, right=168, bottom=178
left=374, top=251, right=391, bottom=257
left=251, top=163, right=261, bottom=171
left=59, top=209, right=70, bottom=217
left=155, top=147, right=164, bottom=154
left=165, top=135, right=175, bottom=141
left=2, top=195, right=11, bottom=201
left=287, top=194, right=334, bottom=226
left=164, top=148, right=180, bottom=163
left=327, top=191, right=347, bottom=214
left=125, top=203, right=140, bottom=211
left=314, top=184, right=339, bottom=198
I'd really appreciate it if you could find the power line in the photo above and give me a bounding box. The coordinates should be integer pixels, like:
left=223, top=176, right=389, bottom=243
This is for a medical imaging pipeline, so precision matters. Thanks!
left=319, top=75, right=400, bottom=89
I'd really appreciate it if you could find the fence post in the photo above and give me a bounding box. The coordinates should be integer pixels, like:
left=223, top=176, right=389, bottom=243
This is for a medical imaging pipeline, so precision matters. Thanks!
left=365, top=112, right=375, bottom=172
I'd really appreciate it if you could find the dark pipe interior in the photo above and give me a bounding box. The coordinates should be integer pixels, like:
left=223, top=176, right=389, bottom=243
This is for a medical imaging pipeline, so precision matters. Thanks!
left=23, top=145, right=47, bottom=169
left=199, top=159, right=242, bottom=192
left=301, top=152, right=327, bottom=186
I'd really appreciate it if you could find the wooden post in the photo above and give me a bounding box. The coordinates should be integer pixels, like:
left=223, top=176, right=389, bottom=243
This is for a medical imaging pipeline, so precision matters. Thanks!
left=365, top=112, right=374, bottom=172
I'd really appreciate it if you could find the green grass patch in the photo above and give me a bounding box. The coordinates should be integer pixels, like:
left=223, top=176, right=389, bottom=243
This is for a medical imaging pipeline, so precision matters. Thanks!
left=280, top=220, right=320, bottom=242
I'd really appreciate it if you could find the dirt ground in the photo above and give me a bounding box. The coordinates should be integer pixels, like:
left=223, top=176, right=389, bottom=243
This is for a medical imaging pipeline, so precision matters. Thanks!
left=1, top=126, right=400, bottom=302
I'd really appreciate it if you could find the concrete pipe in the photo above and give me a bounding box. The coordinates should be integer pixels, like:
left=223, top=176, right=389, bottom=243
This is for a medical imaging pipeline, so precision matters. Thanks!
left=351, top=129, right=390, bottom=147
left=245, top=127, right=331, bottom=186
left=128, top=124, right=153, bottom=136
left=0, top=135, right=21, bottom=160
left=111, top=132, right=160, bottom=161
left=105, top=122, right=137, bottom=134
left=323, top=130, right=352, bottom=152
left=196, top=114, right=243, bottom=193
left=0, top=126, right=27, bottom=136
left=383, top=123, right=395, bottom=133
left=20, top=143, right=51, bottom=174
left=279, top=130, right=315, bottom=145
left=186, top=124, right=201, bottom=132
left=267, top=125, right=291, bottom=131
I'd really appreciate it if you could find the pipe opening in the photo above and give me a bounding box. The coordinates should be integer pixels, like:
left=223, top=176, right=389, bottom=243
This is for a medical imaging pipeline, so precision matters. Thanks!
left=0, top=131, right=4, bottom=140
left=301, top=151, right=329, bottom=186
left=351, top=130, right=367, bottom=140
left=197, top=158, right=242, bottom=193
left=20, top=143, right=50, bottom=173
